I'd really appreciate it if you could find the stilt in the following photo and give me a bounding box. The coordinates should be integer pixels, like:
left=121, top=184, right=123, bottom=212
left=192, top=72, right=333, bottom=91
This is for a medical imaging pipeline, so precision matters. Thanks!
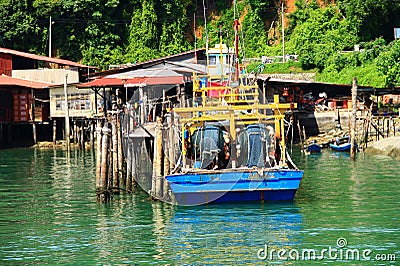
left=117, top=113, right=124, bottom=187
left=32, top=123, right=37, bottom=144
left=152, top=117, right=163, bottom=199
left=167, top=113, right=175, bottom=173
left=111, top=115, right=119, bottom=189
left=53, top=119, right=57, bottom=145
left=95, top=121, right=102, bottom=190
left=131, top=142, right=137, bottom=187
left=126, top=139, right=132, bottom=192
left=90, top=120, right=95, bottom=149
left=102, top=124, right=111, bottom=199
left=98, top=123, right=111, bottom=202
left=73, top=120, right=77, bottom=144
left=80, top=121, right=85, bottom=148
left=163, top=124, right=170, bottom=176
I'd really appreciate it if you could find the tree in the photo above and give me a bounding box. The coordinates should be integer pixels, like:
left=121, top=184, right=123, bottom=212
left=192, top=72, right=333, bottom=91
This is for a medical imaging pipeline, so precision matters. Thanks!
left=125, top=0, right=160, bottom=63
left=337, top=0, right=400, bottom=42
left=0, top=0, right=42, bottom=53
left=376, top=40, right=400, bottom=87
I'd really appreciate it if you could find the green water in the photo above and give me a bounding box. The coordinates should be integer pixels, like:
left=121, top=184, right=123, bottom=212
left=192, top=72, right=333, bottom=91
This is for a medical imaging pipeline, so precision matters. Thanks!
left=0, top=148, right=399, bottom=265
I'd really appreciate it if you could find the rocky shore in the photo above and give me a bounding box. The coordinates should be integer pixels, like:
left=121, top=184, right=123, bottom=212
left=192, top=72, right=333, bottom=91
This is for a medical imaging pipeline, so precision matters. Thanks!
left=364, top=137, right=400, bottom=159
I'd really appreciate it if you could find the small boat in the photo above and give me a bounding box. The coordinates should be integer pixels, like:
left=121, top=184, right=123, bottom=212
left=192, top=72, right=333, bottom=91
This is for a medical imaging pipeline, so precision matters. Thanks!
left=329, top=136, right=356, bottom=152
left=305, top=141, right=321, bottom=154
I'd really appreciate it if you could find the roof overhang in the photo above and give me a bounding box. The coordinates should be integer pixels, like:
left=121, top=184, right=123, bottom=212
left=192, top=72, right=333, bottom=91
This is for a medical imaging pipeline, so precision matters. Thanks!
left=0, top=47, right=96, bottom=69
left=0, top=75, right=51, bottom=89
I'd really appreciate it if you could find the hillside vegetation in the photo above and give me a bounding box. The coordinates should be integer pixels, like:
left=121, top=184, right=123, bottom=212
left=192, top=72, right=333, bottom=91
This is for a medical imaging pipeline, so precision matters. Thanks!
left=0, top=0, right=399, bottom=87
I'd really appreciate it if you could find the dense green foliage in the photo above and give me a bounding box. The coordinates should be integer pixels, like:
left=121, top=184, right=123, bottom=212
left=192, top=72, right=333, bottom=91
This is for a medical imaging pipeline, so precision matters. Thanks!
left=282, top=0, right=400, bottom=87
left=0, top=0, right=399, bottom=87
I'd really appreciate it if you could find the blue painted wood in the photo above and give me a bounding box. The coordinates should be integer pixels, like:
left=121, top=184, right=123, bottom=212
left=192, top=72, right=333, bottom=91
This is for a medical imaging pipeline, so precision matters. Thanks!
left=307, top=143, right=321, bottom=153
left=329, top=143, right=351, bottom=151
left=166, top=169, right=304, bottom=205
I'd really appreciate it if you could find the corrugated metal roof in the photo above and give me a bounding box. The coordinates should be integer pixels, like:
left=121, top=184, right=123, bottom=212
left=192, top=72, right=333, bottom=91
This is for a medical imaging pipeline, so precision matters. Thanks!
left=0, top=47, right=96, bottom=69
left=108, top=68, right=182, bottom=79
left=91, top=48, right=205, bottom=77
left=78, top=68, right=185, bottom=88
left=77, top=75, right=184, bottom=88
left=0, top=74, right=51, bottom=89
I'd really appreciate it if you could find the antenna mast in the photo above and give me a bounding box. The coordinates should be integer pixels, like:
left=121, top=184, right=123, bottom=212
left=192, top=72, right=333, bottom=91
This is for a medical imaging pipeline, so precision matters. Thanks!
left=203, top=0, right=209, bottom=75
left=233, top=0, right=239, bottom=81
left=282, top=1, right=285, bottom=63
left=194, top=13, right=197, bottom=63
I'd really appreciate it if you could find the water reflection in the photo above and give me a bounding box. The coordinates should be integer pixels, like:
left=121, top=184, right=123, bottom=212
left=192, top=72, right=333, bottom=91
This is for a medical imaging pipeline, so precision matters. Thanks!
left=150, top=202, right=303, bottom=264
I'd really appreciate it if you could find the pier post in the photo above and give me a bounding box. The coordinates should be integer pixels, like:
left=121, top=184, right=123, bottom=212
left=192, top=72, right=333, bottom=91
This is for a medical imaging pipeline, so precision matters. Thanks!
left=95, top=121, right=102, bottom=190
left=98, top=124, right=111, bottom=202
left=81, top=121, right=85, bottom=148
left=163, top=116, right=170, bottom=176
left=111, top=115, right=119, bottom=189
left=387, top=118, right=390, bottom=137
left=73, top=120, right=77, bottom=145
left=152, top=117, right=163, bottom=199
left=32, top=123, right=37, bottom=144
left=64, top=75, right=70, bottom=152
left=117, top=113, right=124, bottom=187
left=90, top=120, right=95, bottom=149
left=53, top=119, right=57, bottom=145
left=350, top=77, right=357, bottom=160
left=126, top=139, right=132, bottom=192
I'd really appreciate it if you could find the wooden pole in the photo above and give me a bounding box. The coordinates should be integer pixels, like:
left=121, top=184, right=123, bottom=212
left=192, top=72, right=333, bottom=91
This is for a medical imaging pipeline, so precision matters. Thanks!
left=126, top=139, right=132, bottom=192
left=139, top=87, right=144, bottom=124
left=99, top=124, right=111, bottom=202
left=111, top=115, right=119, bottom=189
left=117, top=112, right=124, bottom=187
left=152, top=117, right=163, bottom=198
left=386, top=118, right=390, bottom=138
left=32, top=123, right=37, bottom=144
left=163, top=117, right=170, bottom=176
left=95, top=121, right=102, bottom=190
left=73, top=120, right=77, bottom=145
left=90, top=120, right=95, bottom=149
left=156, top=117, right=163, bottom=198
left=81, top=121, right=85, bottom=148
left=64, top=74, right=70, bottom=152
left=281, top=1, right=285, bottom=63
left=53, top=119, right=57, bottom=145
left=350, top=77, right=357, bottom=160
left=168, top=113, right=175, bottom=173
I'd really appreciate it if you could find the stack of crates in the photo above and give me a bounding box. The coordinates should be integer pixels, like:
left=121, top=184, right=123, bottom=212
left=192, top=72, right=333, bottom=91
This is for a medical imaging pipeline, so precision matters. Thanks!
left=13, top=93, right=32, bottom=122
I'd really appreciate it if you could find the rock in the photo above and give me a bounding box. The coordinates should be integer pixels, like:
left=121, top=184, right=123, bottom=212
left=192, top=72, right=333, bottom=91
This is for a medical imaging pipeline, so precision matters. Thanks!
left=365, top=137, right=400, bottom=159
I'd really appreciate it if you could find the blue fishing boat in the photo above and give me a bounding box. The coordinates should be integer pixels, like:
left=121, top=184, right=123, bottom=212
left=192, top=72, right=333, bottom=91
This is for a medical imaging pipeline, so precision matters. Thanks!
left=305, top=141, right=322, bottom=154
left=329, top=136, right=355, bottom=152
left=165, top=19, right=304, bottom=205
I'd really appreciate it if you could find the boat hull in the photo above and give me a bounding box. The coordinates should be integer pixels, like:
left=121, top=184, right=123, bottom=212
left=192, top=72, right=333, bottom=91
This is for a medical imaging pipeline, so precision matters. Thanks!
left=166, top=169, right=304, bottom=205
left=306, top=143, right=321, bottom=153
left=329, top=143, right=351, bottom=151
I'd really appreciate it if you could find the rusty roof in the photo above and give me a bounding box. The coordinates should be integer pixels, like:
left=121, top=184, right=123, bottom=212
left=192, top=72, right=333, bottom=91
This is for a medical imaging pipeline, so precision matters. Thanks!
left=0, top=47, right=96, bottom=69
left=0, top=75, right=52, bottom=89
